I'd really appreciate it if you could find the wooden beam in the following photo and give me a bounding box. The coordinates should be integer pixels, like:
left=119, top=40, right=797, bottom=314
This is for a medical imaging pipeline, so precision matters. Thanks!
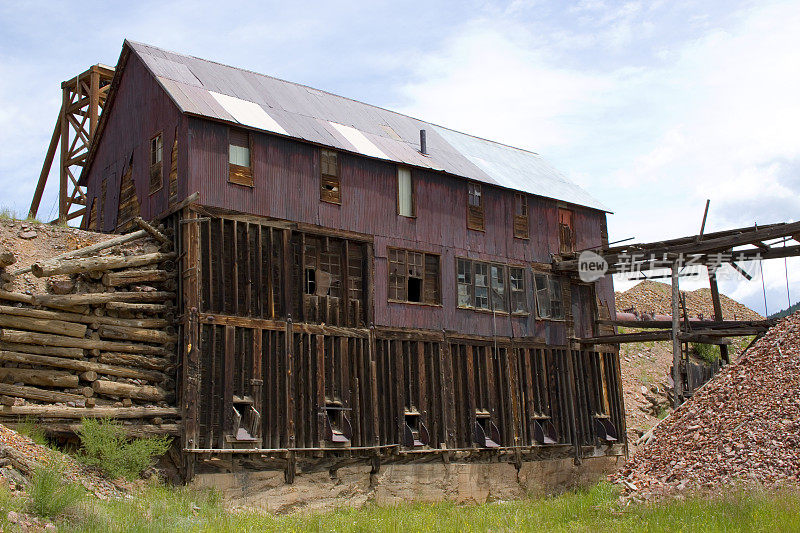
left=28, top=114, right=62, bottom=219
left=671, top=262, right=682, bottom=407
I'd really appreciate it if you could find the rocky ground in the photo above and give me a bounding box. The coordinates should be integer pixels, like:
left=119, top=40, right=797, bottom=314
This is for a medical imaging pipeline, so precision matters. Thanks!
left=612, top=311, right=800, bottom=501
left=0, top=219, right=113, bottom=295
left=0, top=422, right=138, bottom=530
left=616, top=280, right=763, bottom=320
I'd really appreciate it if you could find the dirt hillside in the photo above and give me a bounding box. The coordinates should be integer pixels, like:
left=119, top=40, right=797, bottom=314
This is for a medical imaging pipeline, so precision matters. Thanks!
left=612, top=311, right=800, bottom=500
left=616, top=280, right=763, bottom=321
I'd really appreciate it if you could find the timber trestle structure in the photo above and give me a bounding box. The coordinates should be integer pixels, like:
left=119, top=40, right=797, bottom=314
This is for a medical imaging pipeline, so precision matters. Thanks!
left=172, top=207, right=625, bottom=478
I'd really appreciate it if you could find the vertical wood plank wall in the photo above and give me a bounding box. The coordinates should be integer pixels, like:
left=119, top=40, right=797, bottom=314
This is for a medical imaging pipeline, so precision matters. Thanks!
left=182, top=211, right=624, bottom=454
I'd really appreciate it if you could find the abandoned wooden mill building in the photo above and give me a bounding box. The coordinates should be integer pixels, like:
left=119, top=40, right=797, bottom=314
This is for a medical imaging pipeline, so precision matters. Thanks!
left=61, top=40, right=628, bottom=480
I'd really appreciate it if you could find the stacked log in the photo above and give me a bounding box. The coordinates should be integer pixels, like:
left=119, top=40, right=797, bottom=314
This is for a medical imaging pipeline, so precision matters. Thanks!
left=0, top=221, right=179, bottom=437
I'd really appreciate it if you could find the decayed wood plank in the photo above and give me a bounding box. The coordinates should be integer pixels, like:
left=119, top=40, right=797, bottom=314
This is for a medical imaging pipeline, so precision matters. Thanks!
left=9, top=229, right=148, bottom=276
left=32, top=252, right=175, bottom=278
left=0, top=368, right=79, bottom=388
left=0, top=330, right=170, bottom=356
left=0, top=313, right=87, bottom=338
left=0, top=383, right=84, bottom=403
left=105, top=301, right=169, bottom=313
left=34, top=291, right=175, bottom=307
left=0, top=405, right=178, bottom=418
left=0, top=341, right=84, bottom=359
left=103, top=269, right=170, bottom=287
left=0, top=304, right=168, bottom=329
left=134, top=216, right=171, bottom=245
left=97, top=324, right=177, bottom=344
left=92, top=379, right=169, bottom=402
left=98, top=352, right=171, bottom=371
left=0, top=350, right=165, bottom=381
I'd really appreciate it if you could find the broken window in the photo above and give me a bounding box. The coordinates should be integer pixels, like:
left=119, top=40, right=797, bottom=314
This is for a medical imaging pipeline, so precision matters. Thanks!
left=457, top=258, right=473, bottom=308
left=149, top=133, right=163, bottom=194
left=490, top=264, right=508, bottom=312
left=474, top=262, right=489, bottom=309
left=509, top=267, right=527, bottom=314
left=513, top=193, right=529, bottom=239
left=320, top=149, right=340, bottom=204
left=387, top=248, right=440, bottom=304
left=229, top=128, right=253, bottom=187
left=397, top=166, right=414, bottom=217
left=467, top=182, right=484, bottom=231
left=558, top=207, right=575, bottom=253
left=168, top=127, right=178, bottom=203
left=457, top=258, right=520, bottom=314
left=534, top=273, right=565, bottom=320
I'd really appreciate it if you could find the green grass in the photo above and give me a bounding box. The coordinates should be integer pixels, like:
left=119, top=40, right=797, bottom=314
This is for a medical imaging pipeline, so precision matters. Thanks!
left=0, top=481, right=784, bottom=532
left=27, top=455, right=85, bottom=519
left=0, top=206, right=17, bottom=220
left=692, top=343, right=720, bottom=363
left=14, top=418, right=50, bottom=446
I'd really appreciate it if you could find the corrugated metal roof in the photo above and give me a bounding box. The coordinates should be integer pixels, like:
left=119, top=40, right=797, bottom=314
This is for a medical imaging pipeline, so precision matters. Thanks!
left=128, top=40, right=608, bottom=212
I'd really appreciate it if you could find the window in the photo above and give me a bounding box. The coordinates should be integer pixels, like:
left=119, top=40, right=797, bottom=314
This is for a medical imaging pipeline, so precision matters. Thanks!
left=149, top=133, right=163, bottom=194
left=534, top=274, right=564, bottom=320
left=388, top=248, right=440, bottom=304
left=229, top=128, right=253, bottom=187
left=558, top=208, right=575, bottom=253
left=397, top=166, right=414, bottom=217
left=467, top=182, right=484, bottom=231
left=510, top=267, right=527, bottom=314
left=513, top=193, right=529, bottom=239
left=457, top=258, right=520, bottom=313
left=320, top=149, right=340, bottom=204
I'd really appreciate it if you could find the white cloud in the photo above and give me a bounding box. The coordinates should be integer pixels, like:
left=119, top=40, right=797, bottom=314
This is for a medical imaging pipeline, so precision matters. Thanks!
left=398, top=0, right=800, bottom=313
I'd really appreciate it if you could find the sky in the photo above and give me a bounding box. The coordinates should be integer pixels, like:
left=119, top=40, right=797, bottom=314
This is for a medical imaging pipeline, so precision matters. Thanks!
left=1, top=0, right=798, bottom=315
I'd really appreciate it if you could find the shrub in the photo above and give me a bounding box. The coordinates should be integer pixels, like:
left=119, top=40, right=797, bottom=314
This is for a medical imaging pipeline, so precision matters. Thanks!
left=27, top=455, right=84, bottom=518
left=692, top=343, right=720, bottom=363
left=78, top=418, right=172, bottom=480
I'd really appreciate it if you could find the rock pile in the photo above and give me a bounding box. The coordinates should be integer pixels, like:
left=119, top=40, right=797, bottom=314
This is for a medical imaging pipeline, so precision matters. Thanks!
left=612, top=311, right=800, bottom=499
left=616, top=280, right=762, bottom=321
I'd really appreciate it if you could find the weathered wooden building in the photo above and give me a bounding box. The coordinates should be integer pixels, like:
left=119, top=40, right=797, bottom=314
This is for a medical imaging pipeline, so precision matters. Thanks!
left=79, top=40, right=624, bottom=478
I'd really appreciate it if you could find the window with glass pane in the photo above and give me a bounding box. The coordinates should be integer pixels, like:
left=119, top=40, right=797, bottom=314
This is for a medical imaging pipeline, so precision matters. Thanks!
left=510, top=267, right=527, bottom=313
left=397, top=167, right=414, bottom=217
left=474, top=262, right=489, bottom=309
left=149, top=133, right=163, bottom=194
left=457, top=258, right=473, bottom=308
left=490, top=264, right=508, bottom=312
left=534, top=274, right=551, bottom=318
left=549, top=278, right=564, bottom=319
left=388, top=248, right=406, bottom=301
left=468, top=183, right=482, bottom=207
left=228, top=129, right=253, bottom=186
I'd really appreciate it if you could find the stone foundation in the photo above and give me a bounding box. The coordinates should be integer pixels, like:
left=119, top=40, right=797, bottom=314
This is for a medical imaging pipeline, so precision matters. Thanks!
left=193, top=455, right=623, bottom=514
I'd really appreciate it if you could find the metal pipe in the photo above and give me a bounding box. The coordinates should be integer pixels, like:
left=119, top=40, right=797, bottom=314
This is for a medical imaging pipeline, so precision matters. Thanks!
left=419, top=129, right=427, bottom=155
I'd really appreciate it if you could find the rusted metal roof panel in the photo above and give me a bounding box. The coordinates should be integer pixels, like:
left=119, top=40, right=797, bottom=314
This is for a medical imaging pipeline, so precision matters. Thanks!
left=127, top=40, right=607, bottom=211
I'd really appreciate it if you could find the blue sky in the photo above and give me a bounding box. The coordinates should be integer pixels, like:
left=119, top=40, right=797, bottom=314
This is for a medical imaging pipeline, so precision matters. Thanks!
left=1, top=0, right=798, bottom=314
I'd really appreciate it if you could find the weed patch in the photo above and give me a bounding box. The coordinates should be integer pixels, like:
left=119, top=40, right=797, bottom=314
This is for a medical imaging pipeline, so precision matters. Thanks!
left=78, top=418, right=171, bottom=480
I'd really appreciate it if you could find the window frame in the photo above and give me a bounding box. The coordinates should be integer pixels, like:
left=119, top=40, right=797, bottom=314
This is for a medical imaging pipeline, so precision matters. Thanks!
left=387, top=247, right=441, bottom=306
left=456, top=257, right=527, bottom=315
left=228, top=128, right=254, bottom=188
left=466, top=182, right=485, bottom=231
left=558, top=207, right=575, bottom=253
left=509, top=266, right=528, bottom=315
left=396, top=166, right=415, bottom=218
left=533, top=273, right=565, bottom=321
left=513, top=193, right=529, bottom=239
left=319, top=149, right=341, bottom=204
left=149, top=132, right=164, bottom=195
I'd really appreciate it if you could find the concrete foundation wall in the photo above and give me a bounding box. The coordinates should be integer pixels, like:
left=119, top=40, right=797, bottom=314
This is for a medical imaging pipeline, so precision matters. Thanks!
left=193, top=456, right=622, bottom=514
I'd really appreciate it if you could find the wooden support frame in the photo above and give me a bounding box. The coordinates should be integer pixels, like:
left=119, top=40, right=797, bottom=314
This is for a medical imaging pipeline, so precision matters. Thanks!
left=29, top=65, right=114, bottom=226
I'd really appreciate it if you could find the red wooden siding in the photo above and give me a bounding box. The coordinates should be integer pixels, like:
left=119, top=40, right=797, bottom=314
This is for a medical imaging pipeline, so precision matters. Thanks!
left=83, top=53, right=186, bottom=229
left=187, top=118, right=611, bottom=338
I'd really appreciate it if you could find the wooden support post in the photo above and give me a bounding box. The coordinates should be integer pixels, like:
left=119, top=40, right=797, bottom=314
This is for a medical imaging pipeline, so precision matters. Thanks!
left=28, top=115, right=61, bottom=220
left=671, top=261, right=683, bottom=407
left=708, top=268, right=730, bottom=364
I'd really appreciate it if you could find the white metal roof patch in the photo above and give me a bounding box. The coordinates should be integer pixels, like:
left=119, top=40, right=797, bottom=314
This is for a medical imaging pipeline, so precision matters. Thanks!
left=209, top=91, right=288, bottom=135
left=328, top=122, right=388, bottom=160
